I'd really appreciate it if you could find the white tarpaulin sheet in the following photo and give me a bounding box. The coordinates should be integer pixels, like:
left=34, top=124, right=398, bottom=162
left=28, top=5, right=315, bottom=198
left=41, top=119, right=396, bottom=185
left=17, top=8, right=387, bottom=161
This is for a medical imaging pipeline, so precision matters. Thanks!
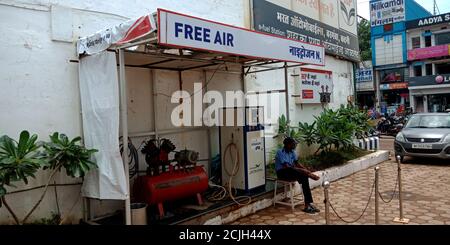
left=79, top=51, right=128, bottom=200
left=77, top=14, right=157, bottom=55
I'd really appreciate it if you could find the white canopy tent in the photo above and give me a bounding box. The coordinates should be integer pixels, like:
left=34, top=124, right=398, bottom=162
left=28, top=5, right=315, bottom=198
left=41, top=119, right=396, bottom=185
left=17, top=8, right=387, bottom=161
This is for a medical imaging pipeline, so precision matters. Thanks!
left=76, top=8, right=325, bottom=225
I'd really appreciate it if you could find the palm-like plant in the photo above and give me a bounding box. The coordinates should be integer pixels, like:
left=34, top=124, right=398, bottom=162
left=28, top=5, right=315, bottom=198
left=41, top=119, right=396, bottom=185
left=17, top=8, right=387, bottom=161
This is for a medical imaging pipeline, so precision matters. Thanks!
left=0, top=131, right=98, bottom=224
left=44, top=133, right=98, bottom=178
left=274, top=106, right=371, bottom=163
left=0, top=131, right=45, bottom=224
left=20, top=133, right=98, bottom=224
left=297, top=122, right=316, bottom=147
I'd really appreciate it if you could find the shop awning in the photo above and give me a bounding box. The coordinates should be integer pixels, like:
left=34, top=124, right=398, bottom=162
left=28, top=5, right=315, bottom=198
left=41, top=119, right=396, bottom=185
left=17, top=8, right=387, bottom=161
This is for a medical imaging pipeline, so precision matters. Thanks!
left=77, top=9, right=325, bottom=66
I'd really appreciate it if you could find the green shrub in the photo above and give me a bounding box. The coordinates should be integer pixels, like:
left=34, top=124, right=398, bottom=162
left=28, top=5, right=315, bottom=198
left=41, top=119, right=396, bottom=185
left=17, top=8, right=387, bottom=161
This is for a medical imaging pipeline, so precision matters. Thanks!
left=278, top=105, right=372, bottom=155
left=301, top=148, right=370, bottom=171
left=28, top=212, right=61, bottom=225
left=0, top=131, right=98, bottom=225
left=269, top=106, right=372, bottom=175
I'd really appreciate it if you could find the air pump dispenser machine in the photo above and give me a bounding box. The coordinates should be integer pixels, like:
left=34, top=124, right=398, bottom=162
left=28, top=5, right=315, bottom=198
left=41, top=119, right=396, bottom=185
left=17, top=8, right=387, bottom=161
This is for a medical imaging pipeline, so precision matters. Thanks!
left=219, top=107, right=266, bottom=193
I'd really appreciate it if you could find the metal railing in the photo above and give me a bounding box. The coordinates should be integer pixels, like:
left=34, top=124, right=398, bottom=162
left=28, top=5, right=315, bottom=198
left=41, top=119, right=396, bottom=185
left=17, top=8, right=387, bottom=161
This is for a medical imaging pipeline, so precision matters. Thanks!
left=323, top=158, right=409, bottom=225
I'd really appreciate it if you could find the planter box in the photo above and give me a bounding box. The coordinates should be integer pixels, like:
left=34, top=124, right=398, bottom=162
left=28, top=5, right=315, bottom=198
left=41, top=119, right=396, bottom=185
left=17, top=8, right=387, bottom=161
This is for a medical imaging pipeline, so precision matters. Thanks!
left=308, top=150, right=389, bottom=189
left=203, top=150, right=389, bottom=225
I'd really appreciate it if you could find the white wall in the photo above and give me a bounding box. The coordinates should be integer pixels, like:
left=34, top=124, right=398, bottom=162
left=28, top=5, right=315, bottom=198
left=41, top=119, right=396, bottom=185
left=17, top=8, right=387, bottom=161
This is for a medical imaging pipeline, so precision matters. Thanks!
left=0, top=0, right=354, bottom=224
left=245, top=56, right=355, bottom=158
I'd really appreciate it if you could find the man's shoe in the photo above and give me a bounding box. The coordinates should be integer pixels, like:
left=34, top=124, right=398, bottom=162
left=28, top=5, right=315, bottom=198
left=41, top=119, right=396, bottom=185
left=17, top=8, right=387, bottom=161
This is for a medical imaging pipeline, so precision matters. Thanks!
left=303, top=205, right=316, bottom=214
left=309, top=204, right=320, bottom=213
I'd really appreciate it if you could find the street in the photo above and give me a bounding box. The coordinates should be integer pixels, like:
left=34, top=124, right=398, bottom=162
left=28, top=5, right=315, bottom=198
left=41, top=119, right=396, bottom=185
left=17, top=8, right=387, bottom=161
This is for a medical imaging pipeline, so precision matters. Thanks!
left=232, top=137, right=450, bottom=225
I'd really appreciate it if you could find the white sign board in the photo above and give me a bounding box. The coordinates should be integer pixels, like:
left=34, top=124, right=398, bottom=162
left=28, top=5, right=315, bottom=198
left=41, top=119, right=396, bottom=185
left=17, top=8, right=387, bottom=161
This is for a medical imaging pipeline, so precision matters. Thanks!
left=370, top=0, right=405, bottom=27
left=295, top=68, right=333, bottom=104
left=158, top=9, right=325, bottom=66
left=339, top=0, right=358, bottom=34
left=357, top=81, right=375, bottom=91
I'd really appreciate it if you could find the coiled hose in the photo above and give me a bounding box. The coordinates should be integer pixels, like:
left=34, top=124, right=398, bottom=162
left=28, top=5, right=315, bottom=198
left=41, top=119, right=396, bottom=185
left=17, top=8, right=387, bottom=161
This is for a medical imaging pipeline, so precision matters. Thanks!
left=119, top=137, right=139, bottom=179
left=216, top=142, right=252, bottom=206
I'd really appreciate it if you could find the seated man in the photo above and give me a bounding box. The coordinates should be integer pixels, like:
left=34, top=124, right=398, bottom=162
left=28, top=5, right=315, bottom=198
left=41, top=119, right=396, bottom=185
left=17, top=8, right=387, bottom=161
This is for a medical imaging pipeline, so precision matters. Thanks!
left=275, top=137, right=321, bottom=214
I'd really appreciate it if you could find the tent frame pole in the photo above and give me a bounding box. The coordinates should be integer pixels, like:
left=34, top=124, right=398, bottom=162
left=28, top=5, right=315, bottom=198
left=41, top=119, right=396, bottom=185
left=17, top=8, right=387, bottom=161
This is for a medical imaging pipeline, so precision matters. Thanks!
left=284, top=62, right=290, bottom=123
left=119, top=48, right=132, bottom=225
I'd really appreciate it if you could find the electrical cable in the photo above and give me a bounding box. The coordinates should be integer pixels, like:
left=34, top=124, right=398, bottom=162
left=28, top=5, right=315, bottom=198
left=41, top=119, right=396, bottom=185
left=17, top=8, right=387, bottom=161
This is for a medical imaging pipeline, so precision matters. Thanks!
left=153, top=63, right=225, bottom=100
left=5, top=183, right=82, bottom=195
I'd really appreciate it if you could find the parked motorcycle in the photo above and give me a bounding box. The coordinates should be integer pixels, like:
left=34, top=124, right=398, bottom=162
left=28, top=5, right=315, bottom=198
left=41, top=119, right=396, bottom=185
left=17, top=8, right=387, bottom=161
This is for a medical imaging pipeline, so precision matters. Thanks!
left=376, top=114, right=404, bottom=136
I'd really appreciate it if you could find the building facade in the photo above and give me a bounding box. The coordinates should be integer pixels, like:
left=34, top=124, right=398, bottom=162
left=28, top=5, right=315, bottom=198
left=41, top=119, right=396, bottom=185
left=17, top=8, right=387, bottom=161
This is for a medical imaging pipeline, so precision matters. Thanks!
left=0, top=0, right=357, bottom=224
left=356, top=61, right=375, bottom=109
left=406, top=13, right=450, bottom=113
left=370, top=0, right=431, bottom=115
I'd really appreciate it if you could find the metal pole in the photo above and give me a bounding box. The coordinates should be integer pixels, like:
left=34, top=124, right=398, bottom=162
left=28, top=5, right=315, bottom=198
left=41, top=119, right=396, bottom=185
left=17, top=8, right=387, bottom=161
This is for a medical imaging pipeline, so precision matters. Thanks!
left=375, top=70, right=381, bottom=112
left=397, top=156, right=404, bottom=219
left=82, top=197, right=89, bottom=222
left=394, top=155, right=410, bottom=224
left=434, top=0, right=437, bottom=15
left=205, top=69, right=212, bottom=178
left=284, top=62, right=290, bottom=124
left=151, top=70, right=159, bottom=140
left=119, top=49, right=132, bottom=225
left=323, top=181, right=331, bottom=225
left=375, top=167, right=380, bottom=225
left=353, top=62, right=358, bottom=105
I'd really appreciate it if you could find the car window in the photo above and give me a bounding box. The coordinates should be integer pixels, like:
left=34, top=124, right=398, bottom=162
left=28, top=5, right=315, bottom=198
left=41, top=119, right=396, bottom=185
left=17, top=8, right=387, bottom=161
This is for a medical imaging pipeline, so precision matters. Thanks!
left=405, top=116, right=421, bottom=128
left=406, top=115, right=450, bottom=128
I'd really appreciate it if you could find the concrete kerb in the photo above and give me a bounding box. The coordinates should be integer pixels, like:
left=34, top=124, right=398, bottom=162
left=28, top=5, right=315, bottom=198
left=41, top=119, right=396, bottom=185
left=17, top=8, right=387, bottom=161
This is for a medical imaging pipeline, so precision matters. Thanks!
left=203, top=150, right=390, bottom=225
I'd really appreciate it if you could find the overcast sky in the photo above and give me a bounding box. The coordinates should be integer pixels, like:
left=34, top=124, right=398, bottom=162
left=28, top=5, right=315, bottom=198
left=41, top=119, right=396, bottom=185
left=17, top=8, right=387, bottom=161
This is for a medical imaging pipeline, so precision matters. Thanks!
left=357, top=0, right=450, bottom=20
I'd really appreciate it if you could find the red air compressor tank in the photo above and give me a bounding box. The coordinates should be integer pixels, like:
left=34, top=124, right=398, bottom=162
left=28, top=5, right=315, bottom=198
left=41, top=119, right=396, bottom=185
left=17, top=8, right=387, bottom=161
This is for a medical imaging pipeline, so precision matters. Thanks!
left=134, top=166, right=208, bottom=207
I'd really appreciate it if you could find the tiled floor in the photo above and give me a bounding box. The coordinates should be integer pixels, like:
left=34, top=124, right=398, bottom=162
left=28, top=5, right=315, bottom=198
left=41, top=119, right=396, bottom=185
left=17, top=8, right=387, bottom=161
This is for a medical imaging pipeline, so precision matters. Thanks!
left=232, top=139, right=450, bottom=225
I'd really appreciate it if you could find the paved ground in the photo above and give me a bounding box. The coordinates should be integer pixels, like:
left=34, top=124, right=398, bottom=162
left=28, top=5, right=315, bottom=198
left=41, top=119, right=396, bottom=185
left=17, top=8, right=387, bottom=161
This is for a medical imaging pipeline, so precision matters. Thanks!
left=232, top=138, right=450, bottom=225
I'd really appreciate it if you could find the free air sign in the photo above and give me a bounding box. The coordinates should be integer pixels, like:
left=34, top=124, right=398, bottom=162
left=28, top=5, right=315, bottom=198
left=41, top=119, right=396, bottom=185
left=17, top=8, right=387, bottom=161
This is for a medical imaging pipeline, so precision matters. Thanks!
left=157, top=9, right=325, bottom=66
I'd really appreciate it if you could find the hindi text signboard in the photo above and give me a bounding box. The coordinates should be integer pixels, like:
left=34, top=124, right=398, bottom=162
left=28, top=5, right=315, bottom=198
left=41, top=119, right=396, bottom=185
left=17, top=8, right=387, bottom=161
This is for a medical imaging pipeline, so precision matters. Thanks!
left=158, top=9, right=325, bottom=65
left=370, top=0, right=405, bottom=27
left=252, top=0, right=360, bottom=62
left=295, top=68, right=333, bottom=104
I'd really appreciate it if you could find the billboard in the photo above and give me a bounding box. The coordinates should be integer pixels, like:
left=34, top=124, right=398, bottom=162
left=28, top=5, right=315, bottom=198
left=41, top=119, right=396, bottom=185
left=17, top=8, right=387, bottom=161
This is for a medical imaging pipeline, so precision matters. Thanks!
left=409, top=74, right=450, bottom=87
left=339, top=0, right=358, bottom=34
left=295, top=68, right=333, bottom=104
left=408, top=45, right=450, bottom=61
left=370, top=0, right=405, bottom=27
left=158, top=9, right=325, bottom=65
left=252, top=0, right=360, bottom=62
left=380, top=82, right=408, bottom=90
left=406, top=13, right=450, bottom=29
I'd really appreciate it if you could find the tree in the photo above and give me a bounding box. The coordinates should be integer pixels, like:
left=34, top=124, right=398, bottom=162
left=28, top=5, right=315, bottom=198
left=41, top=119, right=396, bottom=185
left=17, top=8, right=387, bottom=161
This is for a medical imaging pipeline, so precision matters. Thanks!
left=358, top=17, right=372, bottom=62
